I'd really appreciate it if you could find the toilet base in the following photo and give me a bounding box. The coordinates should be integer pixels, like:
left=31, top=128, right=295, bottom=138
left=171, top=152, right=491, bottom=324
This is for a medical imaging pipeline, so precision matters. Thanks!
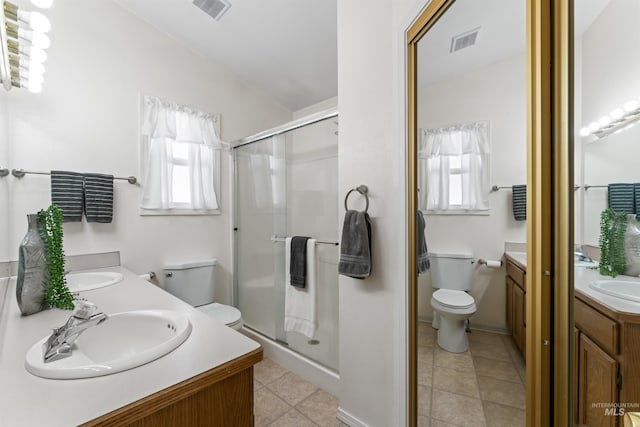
left=436, top=315, right=469, bottom=353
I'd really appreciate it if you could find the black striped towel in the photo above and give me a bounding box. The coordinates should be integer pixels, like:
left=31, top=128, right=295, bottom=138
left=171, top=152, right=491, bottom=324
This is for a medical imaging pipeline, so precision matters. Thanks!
left=512, top=185, right=527, bottom=221
left=635, top=183, right=640, bottom=216
left=83, top=173, right=114, bottom=223
left=607, top=183, right=635, bottom=214
left=51, top=170, right=84, bottom=222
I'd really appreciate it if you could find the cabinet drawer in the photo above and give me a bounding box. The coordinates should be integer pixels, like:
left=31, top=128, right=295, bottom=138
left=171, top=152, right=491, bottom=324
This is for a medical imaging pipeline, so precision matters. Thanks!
left=575, top=298, right=618, bottom=356
left=506, top=260, right=526, bottom=291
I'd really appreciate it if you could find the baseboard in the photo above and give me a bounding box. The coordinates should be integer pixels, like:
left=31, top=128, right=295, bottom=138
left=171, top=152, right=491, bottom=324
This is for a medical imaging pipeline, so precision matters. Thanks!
left=336, top=407, right=369, bottom=427
left=418, top=318, right=510, bottom=336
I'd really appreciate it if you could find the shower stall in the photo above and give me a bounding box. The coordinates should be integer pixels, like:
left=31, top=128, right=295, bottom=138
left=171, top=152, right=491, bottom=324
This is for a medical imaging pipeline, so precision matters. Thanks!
left=233, top=109, right=339, bottom=375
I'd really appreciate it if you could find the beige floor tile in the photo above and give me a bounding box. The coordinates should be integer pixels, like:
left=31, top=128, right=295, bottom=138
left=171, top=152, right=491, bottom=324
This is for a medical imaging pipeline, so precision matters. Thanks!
left=269, top=408, right=318, bottom=427
left=267, top=372, right=319, bottom=406
left=433, top=366, right=480, bottom=398
left=469, top=340, right=511, bottom=362
left=418, top=344, right=434, bottom=362
left=418, top=347, right=434, bottom=386
left=434, top=347, right=475, bottom=376
left=296, top=389, right=339, bottom=426
left=254, top=387, right=292, bottom=427
left=418, top=385, right=432, bottom=417
left=430, top=419, right=461, bottom=427
left=477, top=375, right=526, bottom=409
left=431, top=390, right=486, bottom=427
left=468, top=330, right=505, bottom=346
left=483, top=401, right=526, bottom=427
left=418, top=414, right=431, bottom=427
left=418, top=322, right=436, bottom=348
left=254, top=358, right=289, bottom=385
left=255, top=379, right=263, bottom=391
left=473, top=356, right=521, bottom=384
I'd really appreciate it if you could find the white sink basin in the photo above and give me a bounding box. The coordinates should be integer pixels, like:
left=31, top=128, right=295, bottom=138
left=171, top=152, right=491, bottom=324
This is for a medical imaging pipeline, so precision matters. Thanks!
left=25, top=310, right=191, bottom=379
left=589, top=280, right=640, bottom=302
left=65, top=271, right=123, bottom=293
left=575, top=260, right=598, bottom=268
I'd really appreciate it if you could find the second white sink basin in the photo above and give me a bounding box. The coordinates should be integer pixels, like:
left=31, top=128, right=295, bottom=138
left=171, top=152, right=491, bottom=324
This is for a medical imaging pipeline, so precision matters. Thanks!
left=589, top=280, right=640, bottom=302
left=66, top=271, right=123, bottom=293
left=25, top=310, right=191, bottom=379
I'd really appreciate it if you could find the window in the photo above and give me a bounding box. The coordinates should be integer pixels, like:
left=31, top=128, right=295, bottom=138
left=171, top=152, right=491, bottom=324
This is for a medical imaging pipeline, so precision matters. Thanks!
left=140, top=96, right=222, bottom=215
left=418, top=121, right=490, bottom=214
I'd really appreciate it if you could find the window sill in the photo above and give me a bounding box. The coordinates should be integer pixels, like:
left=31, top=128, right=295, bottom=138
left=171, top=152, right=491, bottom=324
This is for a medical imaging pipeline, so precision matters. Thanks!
left=423, top=209, right=490, bottom=216
left=139, top=208, right=221, bottom=216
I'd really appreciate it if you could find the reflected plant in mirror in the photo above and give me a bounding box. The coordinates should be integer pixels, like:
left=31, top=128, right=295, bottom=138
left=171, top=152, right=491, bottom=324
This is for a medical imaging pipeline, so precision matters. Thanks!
left=598, top=208, right=626, bottom=277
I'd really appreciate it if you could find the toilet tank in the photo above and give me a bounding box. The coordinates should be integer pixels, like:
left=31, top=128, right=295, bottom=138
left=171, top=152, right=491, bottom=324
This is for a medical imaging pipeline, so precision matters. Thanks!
left=429, top=252, right=474, bottom=291
left=163, top=259, right=217, bottom=307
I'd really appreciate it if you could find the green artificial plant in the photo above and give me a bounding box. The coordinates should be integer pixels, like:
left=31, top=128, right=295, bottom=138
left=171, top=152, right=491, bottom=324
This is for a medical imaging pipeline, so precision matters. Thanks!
left=599, top=208, right=627, bottom=277
left=38, top=205, right=75, bottom=310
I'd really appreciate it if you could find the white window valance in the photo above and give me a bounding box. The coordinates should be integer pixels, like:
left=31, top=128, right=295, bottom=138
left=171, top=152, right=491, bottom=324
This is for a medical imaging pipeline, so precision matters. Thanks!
left=419, top=121, right=490, bottom=213
left=140, top=95, right=221, bottom=213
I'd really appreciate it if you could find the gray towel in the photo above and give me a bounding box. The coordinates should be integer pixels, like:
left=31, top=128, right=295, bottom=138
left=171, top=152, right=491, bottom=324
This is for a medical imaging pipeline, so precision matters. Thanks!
left=51, top=170, right=84, bottom=222
left=417, top=211, right=430, bottom=274
left=84, top=173, right=114, bottom=223
left=290, top=236, right=310, bottom=288
left=512, top=185, right=526, bottom=221
left=608, top=183, right=635, bottom=214
left=338, top=210, right=372, bottom=279
left=635, top=183, right=640, bottom=216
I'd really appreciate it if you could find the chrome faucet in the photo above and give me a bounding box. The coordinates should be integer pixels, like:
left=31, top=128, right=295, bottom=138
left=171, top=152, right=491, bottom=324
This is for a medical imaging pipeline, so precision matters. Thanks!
left=574, top=245, right=594, bottom=262
left=43, top=301, right=108, bottom=363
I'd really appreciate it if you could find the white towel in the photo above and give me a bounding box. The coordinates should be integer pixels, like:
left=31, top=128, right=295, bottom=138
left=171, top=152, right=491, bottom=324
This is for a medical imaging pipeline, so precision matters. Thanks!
left=284, top=237, right=317, bottom=338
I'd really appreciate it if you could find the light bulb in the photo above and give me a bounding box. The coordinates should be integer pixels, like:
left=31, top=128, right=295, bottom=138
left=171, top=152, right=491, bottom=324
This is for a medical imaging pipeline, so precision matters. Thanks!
left=30, top=47, right=47, bottom=63
left=29, top=73, right=44, bottom=85
left=28, top=12, right=51, bottom=33
left=31, top=0, right=54, bottom=8
left=31, top=31, right=50, bottom=49
left=589, top=122, right=600, bottom=132
left=610, top=108, right=624, bottom=120
left=29, top=61, right=45, bottom=76
left=579, top=127, right=591, bottom=137
left=624, top=100, right=638, bottom=112
left=27, top=80, right=42, bottom=93
left=599, top=116, right=611, bottom=127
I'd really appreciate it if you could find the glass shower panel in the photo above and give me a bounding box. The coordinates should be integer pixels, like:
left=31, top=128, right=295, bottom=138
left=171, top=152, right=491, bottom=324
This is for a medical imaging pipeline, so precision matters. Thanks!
left=235, top=116, right=339, bottom=372
left=235, top=137, right=286, bottom=340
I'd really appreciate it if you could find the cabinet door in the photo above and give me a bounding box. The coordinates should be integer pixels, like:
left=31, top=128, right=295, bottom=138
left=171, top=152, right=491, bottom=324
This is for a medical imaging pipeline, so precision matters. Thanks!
left=513, top=284, right=525, bottom=355
left=506, top=277, right=513, bottom=332
left=573, top=327, right=580, bottom=423
left=578, top=334, right=619, bottom=427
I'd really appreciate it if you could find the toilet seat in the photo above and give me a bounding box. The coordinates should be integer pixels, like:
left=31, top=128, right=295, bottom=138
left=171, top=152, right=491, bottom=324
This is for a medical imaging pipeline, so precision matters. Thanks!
left=432, top=289, right=475, bottom=309
left=198, top=303, right=243, bottom=329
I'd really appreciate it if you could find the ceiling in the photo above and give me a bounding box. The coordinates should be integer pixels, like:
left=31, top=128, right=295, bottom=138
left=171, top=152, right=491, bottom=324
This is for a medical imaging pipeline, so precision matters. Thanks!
left=113, top=0, right=337, bottom=112
left=418, top=0, right=611, bottom=87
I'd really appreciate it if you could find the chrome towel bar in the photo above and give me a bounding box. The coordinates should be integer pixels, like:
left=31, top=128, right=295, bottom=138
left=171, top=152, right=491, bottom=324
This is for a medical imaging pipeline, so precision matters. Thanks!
left=11, top=168, right=137, bottom=184
left=270, top=236, right=339, bottom=246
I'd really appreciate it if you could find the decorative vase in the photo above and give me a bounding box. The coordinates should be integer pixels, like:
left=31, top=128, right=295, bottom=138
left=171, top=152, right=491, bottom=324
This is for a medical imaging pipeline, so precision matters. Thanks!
left=16, top=214, right=49, bottom=315
left=623, top=214, right=640, bottom=276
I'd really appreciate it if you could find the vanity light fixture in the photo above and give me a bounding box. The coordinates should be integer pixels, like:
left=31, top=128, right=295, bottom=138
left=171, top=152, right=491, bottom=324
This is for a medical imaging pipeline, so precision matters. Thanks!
left=0, top=0, right=51, bottom=93
left=580, top=99, right=640, bottom=139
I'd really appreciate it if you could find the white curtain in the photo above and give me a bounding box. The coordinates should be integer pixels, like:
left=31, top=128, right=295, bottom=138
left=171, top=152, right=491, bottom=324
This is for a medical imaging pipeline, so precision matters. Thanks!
left=141, top=96, right=221, bottom=210
left=419, top=121, right=490, bottom=212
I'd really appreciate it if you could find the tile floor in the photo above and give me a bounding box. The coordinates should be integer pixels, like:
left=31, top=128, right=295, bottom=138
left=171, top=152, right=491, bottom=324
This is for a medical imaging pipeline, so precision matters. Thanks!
left=253, top=323, right=526, bottom=427
left=253, top=357, right=346, bottom=426
left=417, top=321, right=527, bottom=427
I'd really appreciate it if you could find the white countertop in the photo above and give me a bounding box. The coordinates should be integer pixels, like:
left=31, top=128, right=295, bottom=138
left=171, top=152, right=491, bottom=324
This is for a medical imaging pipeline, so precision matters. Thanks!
left=0, top=267, right=261, bottom=427
left=504, top=250, right=640, bottom=315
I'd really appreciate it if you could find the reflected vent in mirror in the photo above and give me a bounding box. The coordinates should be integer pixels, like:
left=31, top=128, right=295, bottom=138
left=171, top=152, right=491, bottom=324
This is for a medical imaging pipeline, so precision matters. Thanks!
left=450, top=27, right=480, bottom=53
left=193, top=0, right=231, bottom=21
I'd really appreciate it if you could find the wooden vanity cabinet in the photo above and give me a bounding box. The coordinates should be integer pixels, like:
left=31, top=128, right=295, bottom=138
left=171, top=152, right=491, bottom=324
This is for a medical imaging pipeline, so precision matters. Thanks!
left=505, top=258, right=526, bottom=358
left=574, top=295, right=640, bottom=427
left=82, top=348, right=262, bottom=427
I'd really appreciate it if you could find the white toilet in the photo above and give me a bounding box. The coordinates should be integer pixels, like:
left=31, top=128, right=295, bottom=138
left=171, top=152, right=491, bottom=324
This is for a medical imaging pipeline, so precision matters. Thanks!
left=429, top=252, right=477, bottom=353
left=163, top=259, right=243, bottom=331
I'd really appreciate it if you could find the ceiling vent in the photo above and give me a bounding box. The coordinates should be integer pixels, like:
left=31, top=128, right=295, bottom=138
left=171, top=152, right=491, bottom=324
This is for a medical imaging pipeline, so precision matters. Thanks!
left=450, top=27, right=480, bottom=53
left=193, top=0, right=231, bottom=21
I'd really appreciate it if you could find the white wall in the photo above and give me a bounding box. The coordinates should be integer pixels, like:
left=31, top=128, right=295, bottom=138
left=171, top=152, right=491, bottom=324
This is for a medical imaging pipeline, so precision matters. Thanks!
left=4, top=0, right=291, bottom=306
left=417, top=54, right=527, bottom=331
left=293, top=96, right=338, bottom=120
left=0, top=90, right=8, bottom=261
left=578, top=0, right=640, bottom=245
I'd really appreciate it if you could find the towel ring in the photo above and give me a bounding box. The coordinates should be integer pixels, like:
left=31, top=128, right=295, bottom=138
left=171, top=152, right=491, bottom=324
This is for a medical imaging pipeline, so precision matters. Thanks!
left=344, top=185, right=369, bottom=213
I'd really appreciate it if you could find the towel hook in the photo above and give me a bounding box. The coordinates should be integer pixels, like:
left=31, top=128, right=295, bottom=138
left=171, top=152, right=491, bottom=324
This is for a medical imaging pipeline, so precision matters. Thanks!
left=344, top=185, right=369, bottom=213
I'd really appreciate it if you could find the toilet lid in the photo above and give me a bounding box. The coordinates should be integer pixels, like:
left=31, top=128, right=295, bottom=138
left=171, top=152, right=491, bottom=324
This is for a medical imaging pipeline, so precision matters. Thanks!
left=432, top=289, right=475, bottom=309
left=198, top=303, right=242, bottom=326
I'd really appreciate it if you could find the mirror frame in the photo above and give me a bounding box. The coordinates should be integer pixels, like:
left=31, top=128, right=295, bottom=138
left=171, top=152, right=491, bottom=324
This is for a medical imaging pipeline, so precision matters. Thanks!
left=406, top=1, right=570, bottom=425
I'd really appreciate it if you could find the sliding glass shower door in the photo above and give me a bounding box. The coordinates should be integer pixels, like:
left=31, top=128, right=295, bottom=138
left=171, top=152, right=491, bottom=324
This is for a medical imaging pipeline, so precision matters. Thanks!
left=234, top=116, right=339, bottom=371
